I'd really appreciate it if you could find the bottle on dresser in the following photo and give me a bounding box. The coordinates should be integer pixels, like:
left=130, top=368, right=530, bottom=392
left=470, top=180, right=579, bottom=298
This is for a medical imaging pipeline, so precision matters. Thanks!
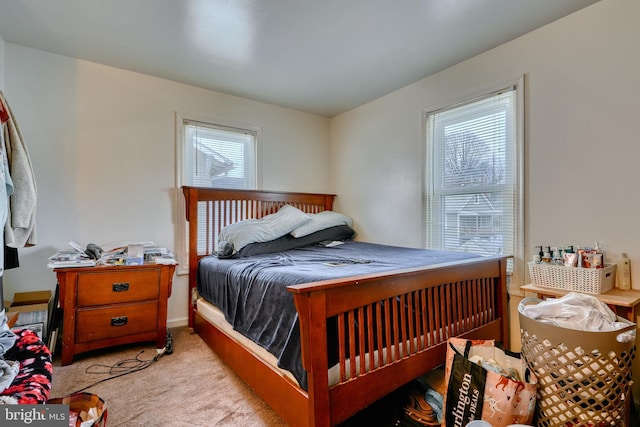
left=618, top=252, right=631, bottom=290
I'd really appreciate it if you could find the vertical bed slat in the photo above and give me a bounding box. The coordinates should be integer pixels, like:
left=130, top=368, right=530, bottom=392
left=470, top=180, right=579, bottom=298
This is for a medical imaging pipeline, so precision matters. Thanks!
left=413, top=291, right=421, bottom=350
left=407, top=292, right=415, bottom=355
left=234, top=200, right=239, bottom=224
left=391, top=296, right=400, bottom=362
left=427, top=288, right=435, bottom=347
left=204, top=201, right=211, bottom=255
left=471, top=280, right=477, bottom=328
left=453, top=283, right=461, bottom=336
left=484, top=278, right=491, bottom=321
left=462, top=280, right=469, bottom=332
left=473, top=279, right=481, bottom=328
left=366, top=305, right=375, bottom=375
left=219, top=200, right=226, bottom=246
left=483, top=278, right=490, bottom=323
left=444, top=284, right=452, bottom=340
left=399, top=294, right=408, bottom=357
left=384, top=298, right=392, bottom=365
left=473, top=280, right=479, bottom=328
left=434, top=287, right=443, bottom=344
left=338, top=313, right=346, bottom=382
left=375, top=302, right=383, bottom=369
left=420, top=289, right=428, bottom=349
left=489, top=277, right=496, bottom=321
left=462, top=280, right=470, bottom=332
left=358, top=308, right=366, bottom=376
left=469, top=280, right=475, bottom=329
left=348, top=311, right=356, bottom=379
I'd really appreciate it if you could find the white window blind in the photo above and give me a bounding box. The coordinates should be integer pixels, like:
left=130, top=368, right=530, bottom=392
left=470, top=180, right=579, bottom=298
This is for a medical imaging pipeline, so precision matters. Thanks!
left=425, top=86, right=520, bottom=269
left=175, top=117, right=259, bottom=275
left=183, top=120, right=256, bottom=189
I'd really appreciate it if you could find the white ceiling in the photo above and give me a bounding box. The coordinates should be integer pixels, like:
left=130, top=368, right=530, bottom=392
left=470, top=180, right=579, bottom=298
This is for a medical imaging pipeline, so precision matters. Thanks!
left=0, top=0, right=599, bottom=117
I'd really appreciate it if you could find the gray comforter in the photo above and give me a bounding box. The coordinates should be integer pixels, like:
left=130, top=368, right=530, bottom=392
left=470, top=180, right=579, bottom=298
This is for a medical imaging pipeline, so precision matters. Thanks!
left=197, top=241, right=479, bottom=389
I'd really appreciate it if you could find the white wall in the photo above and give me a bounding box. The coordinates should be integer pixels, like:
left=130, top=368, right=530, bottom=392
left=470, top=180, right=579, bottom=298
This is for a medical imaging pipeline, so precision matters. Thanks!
left=2, top=44, right=331, bottom=326
left=331, top=0, right=640, bottom=400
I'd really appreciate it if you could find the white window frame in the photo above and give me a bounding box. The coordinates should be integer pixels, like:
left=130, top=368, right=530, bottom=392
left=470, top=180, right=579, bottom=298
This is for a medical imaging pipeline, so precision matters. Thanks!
left=423, top=77, right=525, bottom=291
left=174, top=112, right=262, bottom=275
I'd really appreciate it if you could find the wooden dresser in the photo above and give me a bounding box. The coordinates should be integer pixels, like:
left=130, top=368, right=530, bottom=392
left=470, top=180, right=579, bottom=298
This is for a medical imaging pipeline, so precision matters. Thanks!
left=55, top=263, right=176, bottom=365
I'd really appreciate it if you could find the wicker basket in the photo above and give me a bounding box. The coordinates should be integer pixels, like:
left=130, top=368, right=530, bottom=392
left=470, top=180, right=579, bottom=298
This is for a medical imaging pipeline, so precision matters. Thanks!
left=519, top=300, right=636, bottom=427
left=47, top=392, right=107, bottom=427
left=528, top=262, right=616, bottom=294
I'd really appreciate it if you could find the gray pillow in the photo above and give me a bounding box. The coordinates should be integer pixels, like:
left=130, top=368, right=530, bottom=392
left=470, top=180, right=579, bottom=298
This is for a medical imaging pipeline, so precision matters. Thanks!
left=218, top=204, right=311, bottom=252
left=290, top=210, right=353, bottom=238
left=237, top=225, right=356, bottom=258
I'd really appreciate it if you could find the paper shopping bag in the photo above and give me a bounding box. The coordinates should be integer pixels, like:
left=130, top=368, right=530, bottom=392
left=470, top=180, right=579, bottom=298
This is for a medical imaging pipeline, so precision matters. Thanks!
left=443, top=337, right=537, bottom=427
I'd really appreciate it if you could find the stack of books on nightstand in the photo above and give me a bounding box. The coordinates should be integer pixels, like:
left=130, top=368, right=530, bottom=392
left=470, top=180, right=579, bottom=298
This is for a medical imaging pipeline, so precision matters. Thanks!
left=98, top=242, right=176, bottom=265
left=47, top=250, right=96, bottom=268
left=143, top=243, right=177, bottom=265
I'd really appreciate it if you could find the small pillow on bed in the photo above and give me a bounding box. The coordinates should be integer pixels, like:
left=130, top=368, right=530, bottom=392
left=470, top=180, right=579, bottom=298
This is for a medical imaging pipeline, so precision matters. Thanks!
left=218, top=204, right=311, bottom=253
left=290, top=210, right=353, bottom=238
left=237, top=224, right=356, bottom=258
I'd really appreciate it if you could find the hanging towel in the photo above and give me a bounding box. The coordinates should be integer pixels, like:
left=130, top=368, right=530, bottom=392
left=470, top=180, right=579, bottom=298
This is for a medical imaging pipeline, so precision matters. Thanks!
left=0, top=91, right=37, bottom=248
left=0, top=125, right=14, bottom=275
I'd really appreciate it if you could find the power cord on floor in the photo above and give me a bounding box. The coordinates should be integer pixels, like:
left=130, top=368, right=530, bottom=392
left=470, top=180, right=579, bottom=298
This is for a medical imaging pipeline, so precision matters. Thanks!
left=67, top=330, right=173, bottom=394
left=165, top=329, right=173, bottom=355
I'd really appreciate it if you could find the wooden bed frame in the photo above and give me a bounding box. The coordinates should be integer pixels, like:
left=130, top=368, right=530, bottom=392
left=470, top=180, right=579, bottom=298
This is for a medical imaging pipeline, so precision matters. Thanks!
left=182, top=186, right=509, bottom=427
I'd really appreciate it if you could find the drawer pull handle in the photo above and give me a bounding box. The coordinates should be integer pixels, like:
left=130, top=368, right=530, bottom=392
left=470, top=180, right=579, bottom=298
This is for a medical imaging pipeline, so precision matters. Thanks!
left=111, top=316, right=128, bottom=327
left=112, top=282, right=130, bottom=292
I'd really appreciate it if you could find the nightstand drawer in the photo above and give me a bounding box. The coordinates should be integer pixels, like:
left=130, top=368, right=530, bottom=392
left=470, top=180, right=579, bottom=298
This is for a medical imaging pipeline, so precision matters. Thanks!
left=75, top=301, right=159, bottom=343
left=77, top=269, right=160, bottom=306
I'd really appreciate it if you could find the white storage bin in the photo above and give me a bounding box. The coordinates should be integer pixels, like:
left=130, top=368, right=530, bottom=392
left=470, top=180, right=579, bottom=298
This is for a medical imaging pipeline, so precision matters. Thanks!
left=528, top=262, right=616, bottom=294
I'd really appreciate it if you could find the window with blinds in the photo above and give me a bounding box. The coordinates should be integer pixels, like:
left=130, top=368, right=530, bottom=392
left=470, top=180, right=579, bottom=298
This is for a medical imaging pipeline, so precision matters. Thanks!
left=176, top=117, right=260, bottom=274
left=182, top=120, right=257, bottom=189
left=425, top=83, right=523, bottom=277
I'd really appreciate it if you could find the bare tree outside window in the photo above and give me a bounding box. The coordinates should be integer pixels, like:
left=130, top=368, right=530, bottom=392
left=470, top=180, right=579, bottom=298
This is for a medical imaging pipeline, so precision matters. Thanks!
left=444, top=130, right=505, bottom=188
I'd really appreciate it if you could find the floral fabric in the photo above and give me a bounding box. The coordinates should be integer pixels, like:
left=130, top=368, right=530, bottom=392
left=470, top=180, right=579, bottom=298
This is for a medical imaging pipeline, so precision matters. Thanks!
left=0, top=328, right=52, bottom=404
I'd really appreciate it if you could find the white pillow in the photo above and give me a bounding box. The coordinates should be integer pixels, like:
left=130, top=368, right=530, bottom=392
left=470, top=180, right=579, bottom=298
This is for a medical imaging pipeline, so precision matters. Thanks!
left=290, top=210, right=353, bottom=238
left=218, top=205, right=311, bottom=252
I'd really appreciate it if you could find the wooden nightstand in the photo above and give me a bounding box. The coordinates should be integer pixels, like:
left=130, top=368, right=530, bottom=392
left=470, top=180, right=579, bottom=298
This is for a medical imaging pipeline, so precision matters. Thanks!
left=55, top=263, right=176, bottom=365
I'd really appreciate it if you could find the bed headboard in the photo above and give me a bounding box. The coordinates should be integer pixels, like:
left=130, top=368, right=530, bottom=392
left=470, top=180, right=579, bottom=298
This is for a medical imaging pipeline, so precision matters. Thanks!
left=182, top=186, right=336, bottom=326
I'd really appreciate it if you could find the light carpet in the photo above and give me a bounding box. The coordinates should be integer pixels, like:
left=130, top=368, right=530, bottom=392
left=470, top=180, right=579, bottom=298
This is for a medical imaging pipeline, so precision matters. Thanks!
left=49, top=327, right=288, bottom=427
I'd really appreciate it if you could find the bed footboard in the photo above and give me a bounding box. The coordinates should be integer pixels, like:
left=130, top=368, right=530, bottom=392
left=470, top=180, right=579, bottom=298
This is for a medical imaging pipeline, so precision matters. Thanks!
left=289, top=255, right=509, bottom=427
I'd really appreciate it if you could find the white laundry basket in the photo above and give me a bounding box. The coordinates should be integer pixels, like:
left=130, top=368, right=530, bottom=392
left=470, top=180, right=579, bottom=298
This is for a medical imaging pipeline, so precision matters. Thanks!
left=518, top=298, right=636, bottom=427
